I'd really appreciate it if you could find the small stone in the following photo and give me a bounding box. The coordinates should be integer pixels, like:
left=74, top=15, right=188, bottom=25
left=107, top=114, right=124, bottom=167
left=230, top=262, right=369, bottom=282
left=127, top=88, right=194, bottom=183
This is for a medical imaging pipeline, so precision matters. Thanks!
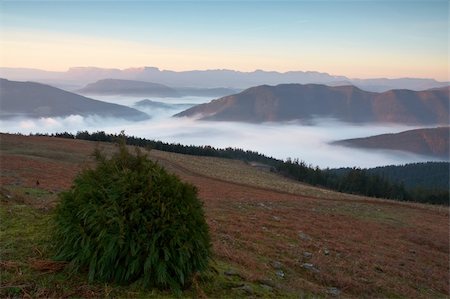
left=272, top=216, right=280, bottom=221
left=255, top=279, right=277, bottom=288
left=327, top=287, right=341, bottom=297
left=224, top=269, right=240, bottom=277
left=270, top=261, right=283, bottom=269
left=303, top=252, right=313, bottom=259
left=298, top=232, right=312, bottom=241
left=275, top=270, right=285, bottom=278
left=323, top=248, right=330, bottom=255
left=302, top=263, right=319, bottom=273
left=237, top=284, right=253, bottom=294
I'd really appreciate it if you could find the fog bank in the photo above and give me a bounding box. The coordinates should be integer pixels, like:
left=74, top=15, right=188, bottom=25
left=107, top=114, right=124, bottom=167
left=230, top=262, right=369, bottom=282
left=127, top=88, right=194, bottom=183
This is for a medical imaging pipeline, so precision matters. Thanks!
left=0, top=95, right=443, bottom=168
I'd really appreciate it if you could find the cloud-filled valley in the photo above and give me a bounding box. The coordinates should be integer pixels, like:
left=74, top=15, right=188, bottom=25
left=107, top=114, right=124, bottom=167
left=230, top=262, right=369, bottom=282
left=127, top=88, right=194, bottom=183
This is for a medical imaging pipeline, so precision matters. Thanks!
left=1, top=94, right=444, bottom=169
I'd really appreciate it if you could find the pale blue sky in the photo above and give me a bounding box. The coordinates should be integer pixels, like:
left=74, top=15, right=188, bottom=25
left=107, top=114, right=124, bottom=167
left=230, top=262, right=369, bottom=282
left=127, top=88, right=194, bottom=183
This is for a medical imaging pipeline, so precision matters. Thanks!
left=0, top=1, right=448, bottom=79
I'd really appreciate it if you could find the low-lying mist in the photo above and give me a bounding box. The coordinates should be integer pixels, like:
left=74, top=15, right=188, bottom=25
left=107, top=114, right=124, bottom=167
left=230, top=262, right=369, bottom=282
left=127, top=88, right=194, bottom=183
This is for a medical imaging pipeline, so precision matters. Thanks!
left=0, top=95, right=442, bottom=169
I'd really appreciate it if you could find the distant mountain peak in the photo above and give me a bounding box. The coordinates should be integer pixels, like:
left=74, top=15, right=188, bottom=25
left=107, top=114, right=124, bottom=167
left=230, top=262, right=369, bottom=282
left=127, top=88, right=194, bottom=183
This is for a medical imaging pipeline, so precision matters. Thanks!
left=0, top=66, right=448, bottom=92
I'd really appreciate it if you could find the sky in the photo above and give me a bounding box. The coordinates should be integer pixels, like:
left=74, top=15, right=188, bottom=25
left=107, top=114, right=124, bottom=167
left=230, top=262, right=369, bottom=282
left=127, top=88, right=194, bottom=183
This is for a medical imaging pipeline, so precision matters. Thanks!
left=0, top=0, right=448, bottom=80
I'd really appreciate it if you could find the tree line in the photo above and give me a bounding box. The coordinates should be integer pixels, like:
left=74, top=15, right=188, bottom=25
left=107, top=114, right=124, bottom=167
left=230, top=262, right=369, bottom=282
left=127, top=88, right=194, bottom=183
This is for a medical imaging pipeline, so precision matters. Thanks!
left=33, top=131, right=448, bottom=205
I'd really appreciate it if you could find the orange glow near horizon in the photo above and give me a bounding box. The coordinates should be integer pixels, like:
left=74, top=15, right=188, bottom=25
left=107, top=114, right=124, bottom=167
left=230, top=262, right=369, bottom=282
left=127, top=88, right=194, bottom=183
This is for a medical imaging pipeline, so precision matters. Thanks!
left=0, top=30, right=447, bottom=81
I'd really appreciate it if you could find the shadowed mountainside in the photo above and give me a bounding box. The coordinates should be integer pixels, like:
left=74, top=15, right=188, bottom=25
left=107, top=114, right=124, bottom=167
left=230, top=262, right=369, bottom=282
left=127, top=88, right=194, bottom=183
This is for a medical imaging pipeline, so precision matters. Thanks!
left=77, top=79, right=239, bottom=98
left=333, top=127, right=450, bottom=159
left=0, top=79, right=149, bottom=120
left=77, top=79, right=180, bottom=97
left=175, top=84, right=449, bottom=125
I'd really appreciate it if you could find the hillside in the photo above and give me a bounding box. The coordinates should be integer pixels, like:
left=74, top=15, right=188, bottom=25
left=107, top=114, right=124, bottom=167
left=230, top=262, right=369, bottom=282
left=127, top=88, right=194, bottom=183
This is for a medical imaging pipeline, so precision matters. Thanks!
left=0, top=133, right=448, bottom=298
left=77, top=78, right=239, bottom=97
left=0, top=79, right=149, bottom=120
left=330, top=162, right=449, bottom=190
left=333, top=127, right=450, bottom=159
left=77, top=79, right=180, bottom=97
left=175, top=84, right=449, bottom=125
left=368, top=162, right=449, bottom=190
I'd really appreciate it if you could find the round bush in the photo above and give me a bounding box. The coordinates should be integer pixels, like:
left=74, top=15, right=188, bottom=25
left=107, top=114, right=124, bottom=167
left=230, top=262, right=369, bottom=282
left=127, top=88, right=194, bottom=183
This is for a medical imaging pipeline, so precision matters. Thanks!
left=53, top=144, right=211, bottom=291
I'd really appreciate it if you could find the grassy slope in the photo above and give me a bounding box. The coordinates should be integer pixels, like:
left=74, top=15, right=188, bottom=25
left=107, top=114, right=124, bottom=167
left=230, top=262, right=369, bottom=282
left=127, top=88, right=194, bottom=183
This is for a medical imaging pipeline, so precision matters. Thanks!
left=0, top=133, right=448, bottom=298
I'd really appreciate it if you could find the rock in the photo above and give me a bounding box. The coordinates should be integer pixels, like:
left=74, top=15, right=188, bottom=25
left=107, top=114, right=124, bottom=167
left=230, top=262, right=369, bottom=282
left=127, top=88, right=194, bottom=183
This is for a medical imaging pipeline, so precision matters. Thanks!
left=275, top=270, right=285, bottom=278
left=272, top=216, right=280, bottom=221
left=224, top=269, right=238, bottom=276
left=270, top=261, right=283, bottom=269
left=303, top=252, right=313, bottom=259
left=302, top=263, right=319, bottom=273
left=323, top=248, right=330, bottom=256
left=327, top=287, right=341, bottom=297
left=224, top=269, right=244, bottom=279
left=298, top=231, right=312, bottom=241
left=255, top=279, right=277, bottom=288
left=235, top=284, right=253, bottom=294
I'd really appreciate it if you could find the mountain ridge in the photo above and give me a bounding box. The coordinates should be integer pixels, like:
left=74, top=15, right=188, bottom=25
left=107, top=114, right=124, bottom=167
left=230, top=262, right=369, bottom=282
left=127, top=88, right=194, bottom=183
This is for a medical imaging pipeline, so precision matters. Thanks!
left=77, top=78, right=240, bottom=98
left=1, top=66, right=447, bottom=92
left=77, top=79, right=180, bottom=97
left=333, top=127, right=450, bottom=159
left=0, top=78, right=149, bottom=120
left=175, top=83, right=449, bottom=125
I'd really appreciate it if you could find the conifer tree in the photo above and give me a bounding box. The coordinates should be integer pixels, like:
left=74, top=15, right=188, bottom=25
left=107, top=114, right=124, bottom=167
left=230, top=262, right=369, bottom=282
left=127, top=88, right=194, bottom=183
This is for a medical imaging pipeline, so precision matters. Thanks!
left=53, top=141, right=211, bottom=292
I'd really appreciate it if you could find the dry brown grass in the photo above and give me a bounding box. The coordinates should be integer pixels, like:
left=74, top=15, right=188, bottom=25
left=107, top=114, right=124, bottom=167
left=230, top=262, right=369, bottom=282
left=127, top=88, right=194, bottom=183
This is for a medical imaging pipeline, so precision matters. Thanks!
left=1, top=133, right=448, bottom=298
left=28, top=259, right=67, bottom=273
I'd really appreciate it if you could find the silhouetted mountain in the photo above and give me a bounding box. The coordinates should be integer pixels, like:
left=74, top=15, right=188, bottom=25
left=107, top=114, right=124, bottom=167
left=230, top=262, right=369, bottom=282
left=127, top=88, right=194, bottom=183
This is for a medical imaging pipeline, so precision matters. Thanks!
left=0, top=79, right=149, bottom=120
left=77, top=79, right=239, bottom=98
left=77, top=79, right=180, bottom=97
left=333, top=127, right=449, bottom=159
left=175, top=84, right=449, bottom=125
left=1, top=67, right=447, bottom=92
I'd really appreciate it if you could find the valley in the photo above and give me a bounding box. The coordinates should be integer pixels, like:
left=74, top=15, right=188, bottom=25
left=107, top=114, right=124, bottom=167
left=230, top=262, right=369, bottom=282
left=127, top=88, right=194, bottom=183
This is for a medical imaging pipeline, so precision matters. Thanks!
left=1, top=1, right=449, bottom=298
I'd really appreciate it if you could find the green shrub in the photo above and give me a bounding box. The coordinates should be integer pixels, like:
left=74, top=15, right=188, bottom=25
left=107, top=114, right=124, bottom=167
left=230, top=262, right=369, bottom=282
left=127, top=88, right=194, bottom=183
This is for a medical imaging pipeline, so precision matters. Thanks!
left=53, top=143, right=211, bottom=292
